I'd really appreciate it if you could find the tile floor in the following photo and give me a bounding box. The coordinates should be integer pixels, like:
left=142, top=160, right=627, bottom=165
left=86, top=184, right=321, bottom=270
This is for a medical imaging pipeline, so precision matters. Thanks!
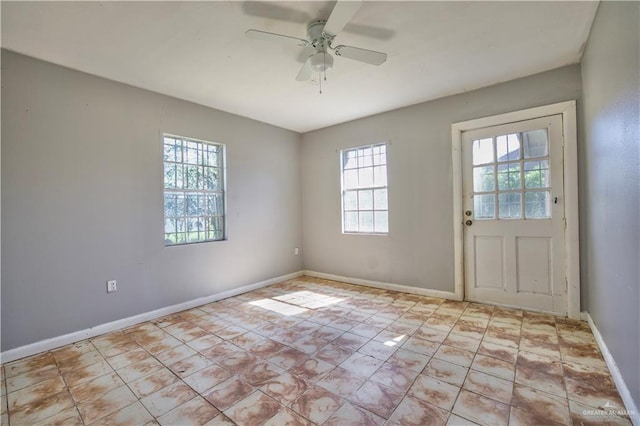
left=0, top=276, right=631, bottom=425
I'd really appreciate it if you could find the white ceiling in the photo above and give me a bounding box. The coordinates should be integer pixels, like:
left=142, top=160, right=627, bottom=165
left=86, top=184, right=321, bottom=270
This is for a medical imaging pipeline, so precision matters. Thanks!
left=2, top=1, right=598, bottom=133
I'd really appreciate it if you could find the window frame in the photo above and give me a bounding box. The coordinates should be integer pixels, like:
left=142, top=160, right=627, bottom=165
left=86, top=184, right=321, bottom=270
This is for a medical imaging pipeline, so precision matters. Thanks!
left=162, top=133, right=227, bottom=246
left=340, top=142, right=390, bottom=235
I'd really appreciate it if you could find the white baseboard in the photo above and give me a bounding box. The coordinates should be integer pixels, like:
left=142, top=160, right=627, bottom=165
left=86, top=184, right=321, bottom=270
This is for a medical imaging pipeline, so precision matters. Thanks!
left=302, top=270, right=461, bottom=301
left=0, top=270, right=305, bottom=364
left=584, top=312, right=640, bottom=425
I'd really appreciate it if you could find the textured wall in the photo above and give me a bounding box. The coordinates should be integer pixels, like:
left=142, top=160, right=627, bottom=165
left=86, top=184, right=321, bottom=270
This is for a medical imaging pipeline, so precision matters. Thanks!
left=1, top=51, right=303, bottom=350
left=580, top=1, right=640, bottom=409
left=301, top=65, right=582, bottom=292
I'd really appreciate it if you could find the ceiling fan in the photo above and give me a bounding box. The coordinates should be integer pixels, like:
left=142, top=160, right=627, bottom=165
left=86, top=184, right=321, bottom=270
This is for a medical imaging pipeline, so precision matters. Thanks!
left=245, top=0, right=387, bottom=84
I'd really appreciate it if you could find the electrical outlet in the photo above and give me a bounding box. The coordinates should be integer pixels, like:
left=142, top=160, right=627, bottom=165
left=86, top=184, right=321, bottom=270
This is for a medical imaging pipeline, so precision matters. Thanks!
left=107, top=280, right=117, bottom=293
left=294, top=247, right=299, bottom=256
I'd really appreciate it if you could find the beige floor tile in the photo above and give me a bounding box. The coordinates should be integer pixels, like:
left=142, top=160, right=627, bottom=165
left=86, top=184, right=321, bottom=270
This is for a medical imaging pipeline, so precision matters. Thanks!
left=140, top=381, right=197, bottom=417
left=462, top=370, right=513, bottom=405
left=452, top=389, right=510, bottom=426
left=261, top=372, right=309, bottom=406
left=477, top=340, right=517, bottom=364
left=387, top=348, right=431, bottom=372
left=423, top=358, right=468, bottom=387
left=351, top=380, right=405, bottom=419
left=6, top=364, right=60, bottom=393
left=290, top=384, right=343, bottom=424
left=387, top=394, right=449, bottom=426
left=511, top=383, right=571, bottom=425
left=433, top=345, right=475, bottom=368
left=9, top=390, right=75, bottom=425
left=128, top=368, right=179, bottom=398
left=471, top=353, right=515, bottom=381
left=157, top=396, right=219, bottom=426
left=339, top=353, right=383, bottom=378
left=370, top=362, right=420, bottom=393
left=203, top=377, right=254, bottom=411
left=409, top=374, right=460, bottom=411
left=77, top=385, right=137, bottom=424
left=223, top=390, right=281, bottom=425
left=68, top=372, right=124, bottom=404
left=8, top=376, right=66, bottom=411
left=288, top=357, right=333, bottom=381
left=86, top=401, right=155, bottom=426
left=32, top=407, right=83, bottom=426
left=324, top=402, right=385, bottom=426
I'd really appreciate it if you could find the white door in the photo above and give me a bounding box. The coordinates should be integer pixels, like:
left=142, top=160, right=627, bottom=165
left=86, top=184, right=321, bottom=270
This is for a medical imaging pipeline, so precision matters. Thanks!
left=462, top=115, right=566, bottom=314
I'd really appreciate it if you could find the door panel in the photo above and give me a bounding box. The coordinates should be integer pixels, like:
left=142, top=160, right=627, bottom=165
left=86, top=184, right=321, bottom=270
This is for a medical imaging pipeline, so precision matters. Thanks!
left=462, top=115, right=565, bottom=314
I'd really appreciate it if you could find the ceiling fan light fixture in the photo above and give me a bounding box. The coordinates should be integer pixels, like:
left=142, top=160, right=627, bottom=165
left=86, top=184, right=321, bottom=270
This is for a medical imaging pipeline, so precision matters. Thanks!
left=309, top=52, right=333, bottom=72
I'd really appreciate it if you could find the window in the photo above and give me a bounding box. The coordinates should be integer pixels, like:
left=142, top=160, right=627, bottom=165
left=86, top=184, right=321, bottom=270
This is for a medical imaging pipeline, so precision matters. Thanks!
left=163, top=134, right=225, bottom=245
left=471, top=129, right=551, bottom=220
left=341, top=143, right=389, bottom=234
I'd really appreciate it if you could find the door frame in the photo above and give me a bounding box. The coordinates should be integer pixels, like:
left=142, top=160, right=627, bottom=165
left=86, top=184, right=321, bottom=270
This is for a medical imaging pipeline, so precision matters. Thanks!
left=451, top=101, right=580, bottom=319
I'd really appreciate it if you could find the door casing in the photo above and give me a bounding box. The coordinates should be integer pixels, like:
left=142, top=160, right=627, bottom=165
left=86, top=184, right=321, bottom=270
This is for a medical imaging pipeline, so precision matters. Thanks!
left=451, top=101, right=580, bottom=319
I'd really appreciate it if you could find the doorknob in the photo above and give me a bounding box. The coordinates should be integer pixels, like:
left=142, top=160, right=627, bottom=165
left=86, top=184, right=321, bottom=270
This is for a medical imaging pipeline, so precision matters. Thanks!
left=465, top=210, right=472, bottom=216
left=465, top=220, right=473, bottom=226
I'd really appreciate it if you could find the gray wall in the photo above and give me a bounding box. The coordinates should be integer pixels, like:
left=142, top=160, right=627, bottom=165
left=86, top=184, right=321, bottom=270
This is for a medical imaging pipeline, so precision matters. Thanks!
left=580, top=1, right=640, bottom=408
left=301, top=65, right=582, bottom=292
left=1, top=51, right=303, bottom=351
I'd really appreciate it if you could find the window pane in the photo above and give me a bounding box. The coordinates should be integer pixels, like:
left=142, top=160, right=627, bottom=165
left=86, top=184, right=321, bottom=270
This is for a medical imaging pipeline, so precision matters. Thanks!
left=343, top=150, right=358, bottom=169
left=473, top=138, right=494, bottom=165
left=523, top=129, right=548, bottom=158
left=164, top=193, right=184, bottom=218
left=524, top=160, right=550, bottom=189
left=373, top=189, right=388, bottom=210
left=373, top=165, right=387, bottom=187
left=359, top=211, right=374, bottom=233
left=344, top=191, right=357, bottom=210
left=358, top=189, right=373, bottom=210
left=203, top=167, right=220, bottom=190
left=344, top=212, right=358, bottom=232
left=204, top=145, right=221, bottom=167
left=358, top=167, right=374, bottom=187
left=206, top=194, right=223, bottom=216
left=496, top=134, right=521, bottom=162
left=525, top=191, right=551, bottom=219
left=185, top=165, right=200, bottom=189
left=373, top=145, right=386, bottom=165
left=344, top=169, right=358, bottom=189
left=499, top=192, right=521, bottom=219
left=185, top=141, right=200, bottom=165
left=358, top=147, right=373, bottom=167
left=374, top=211, right=388, bottom=233
left=163, top=136, right=225, bottom=245
left=186, top=194, right=203, bottom=216
left=474, top=194, right=495, bottom=219
left=497, top=163, right=521, bottom=190
left=473, top=166, right=495, bottom=192
left=163, top=138, right=182, bottom=162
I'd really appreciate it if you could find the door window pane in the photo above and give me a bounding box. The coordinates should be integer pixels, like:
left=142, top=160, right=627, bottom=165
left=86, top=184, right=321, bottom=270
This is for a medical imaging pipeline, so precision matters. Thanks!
left=523, top=129, right=549, bottom=158
left=525, top=191, right=551, bottom=219
left=496, top=134, right=521, bottom=162
left=474, top=194, right=495, bottom=219
left=472, top=138, right=494, bottom=165
left=473, top=166, right=495, bottom=192
left=499, top=193, right=521, bottom=219
left=497, top=163, right=521, bottom=190
left=524, top=160, right=550, bottom=189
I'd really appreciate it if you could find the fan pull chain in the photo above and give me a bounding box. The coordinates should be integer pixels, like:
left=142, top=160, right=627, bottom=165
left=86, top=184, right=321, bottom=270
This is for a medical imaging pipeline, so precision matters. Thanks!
left=319, top=72, right=322, bottom=94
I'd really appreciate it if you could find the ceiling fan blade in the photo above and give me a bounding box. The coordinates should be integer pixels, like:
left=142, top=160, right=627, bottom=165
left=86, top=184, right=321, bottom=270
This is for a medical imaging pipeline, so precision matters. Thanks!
left=246, top=29, right=309, bottom=47
left=323, top=0, right=363, bottom=37
left=296, top=58, right=313, bottom=81
left=334, top=45, right=387, bottom=65
left=242, top=2, right=311, bottom=24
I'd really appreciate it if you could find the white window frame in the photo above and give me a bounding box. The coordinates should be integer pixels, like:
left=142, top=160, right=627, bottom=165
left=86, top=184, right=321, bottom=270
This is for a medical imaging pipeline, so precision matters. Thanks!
left=163, top=134, right=226, bottom=246
left=340, top=142, right=389, bottom=235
